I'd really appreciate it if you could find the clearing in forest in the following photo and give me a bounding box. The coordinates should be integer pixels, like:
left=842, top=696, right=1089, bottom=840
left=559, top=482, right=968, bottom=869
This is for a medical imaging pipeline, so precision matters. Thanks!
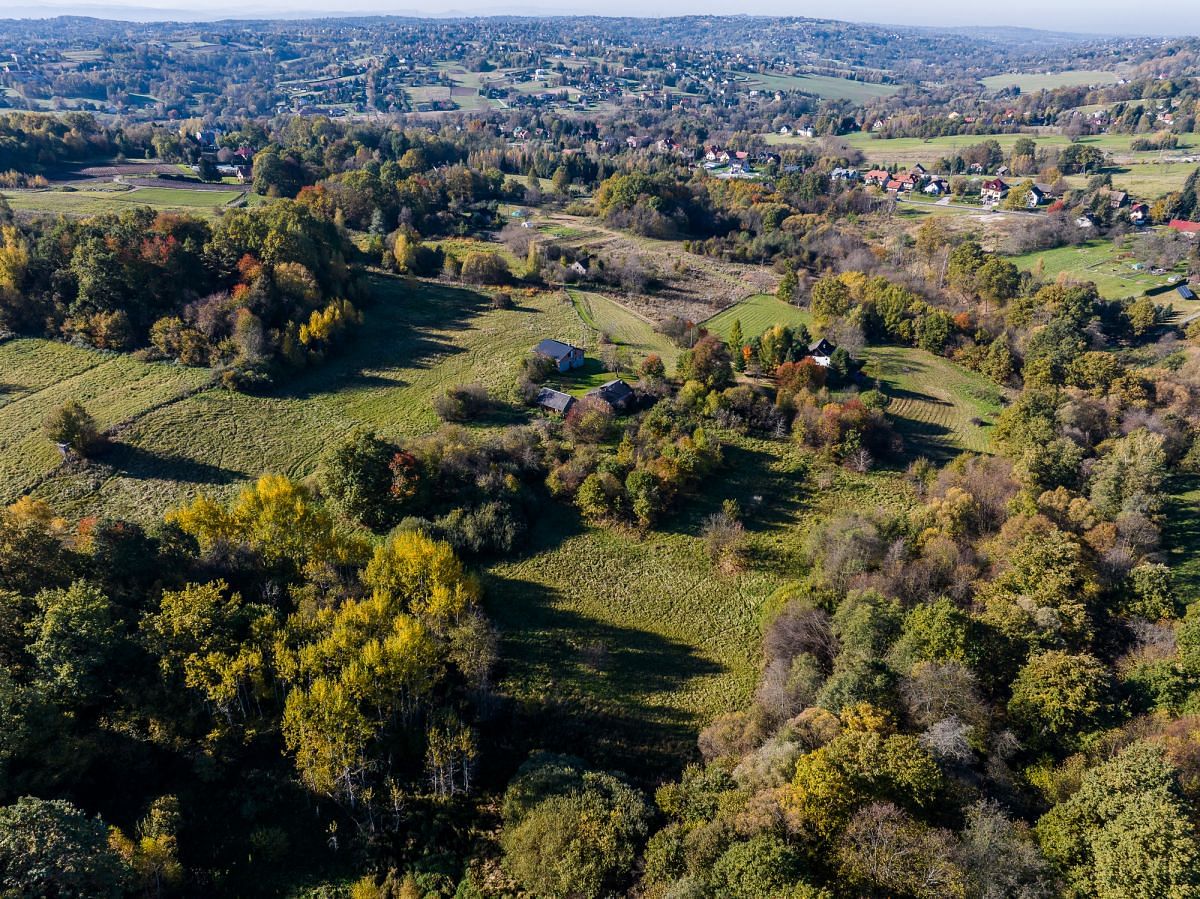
left=862, top=346, right=1006, bottom=458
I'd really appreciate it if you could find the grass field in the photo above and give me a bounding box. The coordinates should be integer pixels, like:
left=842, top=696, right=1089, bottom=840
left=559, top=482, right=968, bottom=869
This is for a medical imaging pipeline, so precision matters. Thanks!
left=29, top=278, right=581, bottom=521
left=862, top=346, right=1006, bottom=458
left=8, top=276, right=923, bottom=768
left=1007, top=239, right=1186, bottom=300
left=3, top=185, right=245, bottom=217
left=0, top=339, right=214, bottom=504
left=488, top=445, right=916, bottom=768
left=738, top=71, right=899, bottom=102
left=568, top=290, right=680, bottom=373
left=980, top=70, right=1121, bottom=92
left=703, top=293, right=813, bottom=341
left=1165, top=476, right=1200, bottom=602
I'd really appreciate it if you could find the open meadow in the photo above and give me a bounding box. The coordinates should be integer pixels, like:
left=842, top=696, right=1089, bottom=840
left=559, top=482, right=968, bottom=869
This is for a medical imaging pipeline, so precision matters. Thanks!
left=703, top=292, right=814, bottom=340
left=1006, top=239, right=1188, bottom=300
left=980, top=69, right=1121, bottom=92
left=861, top=345, right=1006, bottom=458
left=6, top=273, right=924, bottom=766
left=2, top=184, right=247, bottom=217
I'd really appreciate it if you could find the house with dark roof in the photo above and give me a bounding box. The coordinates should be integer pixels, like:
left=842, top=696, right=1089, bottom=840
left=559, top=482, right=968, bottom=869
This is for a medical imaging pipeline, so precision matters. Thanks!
left=587, top=379, right=635, bottom=412
left=808, top=338, right=837, bottom=367
left=536, top=386, right=576, bottom=414
left=534, top=339, right=585, bottom=372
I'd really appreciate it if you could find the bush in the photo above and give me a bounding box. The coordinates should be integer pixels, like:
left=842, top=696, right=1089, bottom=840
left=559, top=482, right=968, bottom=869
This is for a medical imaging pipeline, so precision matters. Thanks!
left=433, top=384, right=491, bottom=422
left=460, top=252, right=511, bottom=286
left=42, top=400, right=102, bottom=457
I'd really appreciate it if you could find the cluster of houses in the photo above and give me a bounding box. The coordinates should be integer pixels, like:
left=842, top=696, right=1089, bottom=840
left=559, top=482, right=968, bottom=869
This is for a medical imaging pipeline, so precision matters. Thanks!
left=528, top=334, right=840, bottom=415
left=530, top=339, right=636, bottom=416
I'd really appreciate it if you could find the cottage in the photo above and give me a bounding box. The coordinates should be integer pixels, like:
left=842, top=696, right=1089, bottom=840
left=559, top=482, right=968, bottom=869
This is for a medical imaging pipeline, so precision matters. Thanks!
left=587, top=379, right=635, bottom=412
left=885, top=179, right=907, bottom=193
left=909, top=163, right=928, bottom=179
left=808, top=338, right=837, bottom=367
left=1130, top=202, right=1150, bottom=225
left=924, top=179, right=949, bottom=196
left=1024, top=184, right=1046, bottom=208
left=535, top=387, right=575, bottom=415
left=831, top=167, right=860, bottom=182
left=533, top=339, right=585, bottom=372
left=1101, top=189, right=1128, bottom=210
left=1169, top=219, right=1200, bottom=238
left=865, top=169, right=892, bottom=187
left=981, top=178, right=1009, bottom=204
left=569, top=260, right=589, bottom=277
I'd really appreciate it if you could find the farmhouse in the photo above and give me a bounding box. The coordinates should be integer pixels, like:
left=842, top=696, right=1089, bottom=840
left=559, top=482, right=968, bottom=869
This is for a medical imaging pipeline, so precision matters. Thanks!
left=535, top=387, right=575, bottom=414
left=865, top=169, right=892, bottom=187
left=533, top=338, right=585, bottom=372
left=808, top=337, right=837, bottom=367
left=587, top=378, right=635, bottom=411
left=924, top=178, right=949, bottom=196
left=1169, top=220, right=1200, bottom=238
left=981, top=178, right=1009, bottom=204
left=1100, top=189, right=1128, bottom=209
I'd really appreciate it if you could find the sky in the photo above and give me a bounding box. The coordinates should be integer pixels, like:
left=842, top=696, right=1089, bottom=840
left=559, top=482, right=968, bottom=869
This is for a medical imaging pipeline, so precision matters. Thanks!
left=5, top=0, right=1200, bottom=36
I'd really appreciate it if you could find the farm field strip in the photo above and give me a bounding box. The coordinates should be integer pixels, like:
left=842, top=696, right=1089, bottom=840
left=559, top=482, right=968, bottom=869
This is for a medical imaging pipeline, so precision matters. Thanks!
left=861, top=345, right=1005, bottom=457
left=703, top=293, right=813, bottom=340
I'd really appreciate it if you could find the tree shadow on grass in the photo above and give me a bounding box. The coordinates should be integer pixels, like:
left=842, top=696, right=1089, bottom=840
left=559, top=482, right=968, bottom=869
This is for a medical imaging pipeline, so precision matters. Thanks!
left=483, top=572, right=724, bottom=781
left=1164, top=475, right=1200, bottom=599
left=102, top=442, right=241, bottom=487
left=272, top=276, right=502, bottom=400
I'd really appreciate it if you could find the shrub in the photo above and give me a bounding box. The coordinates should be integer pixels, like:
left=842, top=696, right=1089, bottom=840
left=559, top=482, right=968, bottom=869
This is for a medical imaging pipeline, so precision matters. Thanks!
left=460, top=252, right=511, bottom=286
left=42, top=400, right=102, bottom=457
left=433, top=384, right=491, bottom=422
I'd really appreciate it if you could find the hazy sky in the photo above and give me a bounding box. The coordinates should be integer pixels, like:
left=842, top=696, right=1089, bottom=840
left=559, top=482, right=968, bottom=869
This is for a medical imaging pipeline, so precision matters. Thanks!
left=7, top=0, right=1200, bottom=35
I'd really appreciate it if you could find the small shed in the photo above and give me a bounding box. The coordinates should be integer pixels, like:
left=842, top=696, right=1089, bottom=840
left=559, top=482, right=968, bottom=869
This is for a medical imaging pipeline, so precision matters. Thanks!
left=536, top=387, right=575, bottom=415
left=1178, top=284, right=1197, bottom=301
left=587, top=379, right=635, bottom=412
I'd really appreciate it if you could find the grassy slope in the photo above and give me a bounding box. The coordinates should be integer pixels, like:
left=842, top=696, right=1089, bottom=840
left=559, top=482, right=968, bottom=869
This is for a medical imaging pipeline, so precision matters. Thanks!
left=703, top=293, right=814, bottom=341
left=1006, top=239, right=1186, bottom=300
left=980, top=70, right=1120, bottom=92
left=862, top=346, right=1006, bottom=458
left=741, top=72, right=899, bottom=102
left=3, top=185, right=243, bottom=217
left=0, top=339, right=214, bottom=503
left=1165, top=476, right=1200, bottom=602
left=568, top=289, right=680, bottom=373
left=31, top=278, right=579, bottom=520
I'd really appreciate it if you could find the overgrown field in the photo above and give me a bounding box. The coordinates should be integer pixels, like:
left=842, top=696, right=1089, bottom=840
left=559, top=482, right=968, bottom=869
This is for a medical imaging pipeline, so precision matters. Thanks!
left=536, top=212, right=777, bottom=323
left=862, top=345, right=1006, bottom=458
left=703, top=292, right=814, bottom=341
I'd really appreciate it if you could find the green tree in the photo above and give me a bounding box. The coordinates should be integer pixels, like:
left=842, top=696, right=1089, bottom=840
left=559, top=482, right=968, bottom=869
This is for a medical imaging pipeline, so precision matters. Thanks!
left=501, top=757, right=649, bottom=899
left=1008, top=650, right=1112, bottom=748
left=319, top=430, right=401, bottom=530
left=777, top=270, right=799, bottom=304
left=29, top=580, right=117, bottom=706
left=1038, top=742, right=1200, bottom=898
left=0, top=797, right=129, bottom=897
left=42, top=400, right=101, bottom=457
left=1089, top=429, right=1167, bottom=518
left=729, top=319, right=745, bottom=371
